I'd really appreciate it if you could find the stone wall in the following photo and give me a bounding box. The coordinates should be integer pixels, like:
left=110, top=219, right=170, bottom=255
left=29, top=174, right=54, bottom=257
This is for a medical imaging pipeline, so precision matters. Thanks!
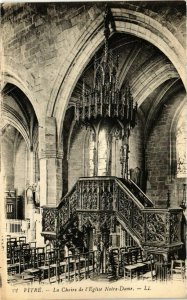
left=146, top=88, right=186, bottom=207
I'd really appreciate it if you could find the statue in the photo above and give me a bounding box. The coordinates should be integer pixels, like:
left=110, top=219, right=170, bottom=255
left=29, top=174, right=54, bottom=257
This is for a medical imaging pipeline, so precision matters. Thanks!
left=26, top=181, right=40, bottom=206
left=35, top=179, right=40, bottom=206
left=26, top=184, right=34, bottom=204
left=130, top=167, right=141, bottom=186
left=120, top=144, right=129, bottom=178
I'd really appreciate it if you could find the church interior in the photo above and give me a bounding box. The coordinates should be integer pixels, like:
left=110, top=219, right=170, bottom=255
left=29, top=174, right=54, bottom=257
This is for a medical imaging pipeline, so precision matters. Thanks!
left=1, top=1, right=186, bottom=284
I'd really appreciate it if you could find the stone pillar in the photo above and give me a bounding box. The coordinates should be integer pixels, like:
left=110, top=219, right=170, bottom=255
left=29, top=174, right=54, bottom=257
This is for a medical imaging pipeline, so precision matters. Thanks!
left=28, top=150, right=34, bottom=184
left=25, top=186, right=36, bottom=242
left=39, top=117, right=63, bottom=207
left=24, top=149, right=36, bottom=242
left=34, top=208, right=45, bottom=247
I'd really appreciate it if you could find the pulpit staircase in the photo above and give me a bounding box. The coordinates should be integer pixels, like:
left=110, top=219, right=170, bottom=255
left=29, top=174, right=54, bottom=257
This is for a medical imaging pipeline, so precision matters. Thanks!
left=42, top=177, right=183, bottom=259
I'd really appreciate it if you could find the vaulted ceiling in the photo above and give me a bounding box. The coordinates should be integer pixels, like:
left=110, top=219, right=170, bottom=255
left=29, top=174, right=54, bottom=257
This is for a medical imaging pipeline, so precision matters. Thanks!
left=1, top=83, right=38, bottom=150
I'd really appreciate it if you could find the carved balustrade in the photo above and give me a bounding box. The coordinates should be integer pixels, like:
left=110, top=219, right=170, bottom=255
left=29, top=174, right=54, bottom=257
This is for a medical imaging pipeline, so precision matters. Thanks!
left=115, top=178, right=182, bottom=247
left=42, top=207, right=58, bottom=233
left=143, top=208, right=182, bottom=247
left=42, top=177, right=183, bottom=252
left=78, top=178, right=114, bottom=211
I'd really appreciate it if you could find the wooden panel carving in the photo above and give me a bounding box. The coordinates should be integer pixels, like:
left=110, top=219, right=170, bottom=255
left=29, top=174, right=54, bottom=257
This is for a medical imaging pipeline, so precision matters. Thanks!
left=42, top=208, right=58, bottom=232
left=132, top=203, right=145, bottom=238
left=82, top=181, right=98, bottom=209
left=59, top=199, right=69, bottom=229
left=170, top=212, right=181, bottom=243
left=118, top=187, right=132, bottom=223
left=79, top=211, right=113, bottom=231
left=69, top=187, right=79, bottom=214
left=146, top=213, right=166, bottom=242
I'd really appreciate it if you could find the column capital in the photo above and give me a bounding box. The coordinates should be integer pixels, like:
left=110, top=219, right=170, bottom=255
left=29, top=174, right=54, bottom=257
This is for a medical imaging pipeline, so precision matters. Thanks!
left=38, top=150, right=63, bottom=160
left=39, top=150, right=57, bottom=159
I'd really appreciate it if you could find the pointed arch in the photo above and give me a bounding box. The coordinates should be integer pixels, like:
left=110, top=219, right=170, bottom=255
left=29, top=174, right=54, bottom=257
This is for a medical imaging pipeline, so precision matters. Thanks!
left=2, top=69, right=41, bottom=124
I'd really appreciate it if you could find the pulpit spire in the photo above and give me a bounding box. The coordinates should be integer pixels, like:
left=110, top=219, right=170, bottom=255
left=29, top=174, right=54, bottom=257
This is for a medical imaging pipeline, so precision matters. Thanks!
left=75, top=6, right=137, bottom=128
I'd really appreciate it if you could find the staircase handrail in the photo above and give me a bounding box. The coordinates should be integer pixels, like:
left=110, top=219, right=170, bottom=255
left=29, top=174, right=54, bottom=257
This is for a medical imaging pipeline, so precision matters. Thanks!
left=116, top=211, right=142, bottom=245
left=57, top=176, right=153, bottom=211
left=128, top=179, right=154, bottom=207
left=57, top=180, right=78, bottom=209
left=114, top=177, right=145, bottom=210
left=117, top=177, right=153, bottom=207
left=114, top=177, right=183, bottom=248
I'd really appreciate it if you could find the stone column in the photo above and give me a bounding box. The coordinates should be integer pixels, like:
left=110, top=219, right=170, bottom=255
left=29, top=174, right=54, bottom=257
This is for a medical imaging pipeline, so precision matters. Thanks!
left=25, top=149, right=36, bottom=242
left=25, top=186, right=36, bottom=242
left=28, top=149, right=34, bottom=184
left=39, top=117, right=63, bottom=207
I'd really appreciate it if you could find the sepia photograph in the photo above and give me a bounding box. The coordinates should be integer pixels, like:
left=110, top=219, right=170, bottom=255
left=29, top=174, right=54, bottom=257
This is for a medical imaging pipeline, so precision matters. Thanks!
left=0, top=1, right=186, bottom=299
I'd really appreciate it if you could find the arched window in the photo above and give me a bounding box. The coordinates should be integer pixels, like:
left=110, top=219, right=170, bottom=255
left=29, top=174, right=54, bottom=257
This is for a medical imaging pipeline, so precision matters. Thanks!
left=111, top=126, right=122, bottom=177
left=176, top=106, right=187, bottom=178
left=89, top=130, right=95, bottom=177
left=86, top=122, right=123, bottom=177
left=98, top=129, right=108, bottom=176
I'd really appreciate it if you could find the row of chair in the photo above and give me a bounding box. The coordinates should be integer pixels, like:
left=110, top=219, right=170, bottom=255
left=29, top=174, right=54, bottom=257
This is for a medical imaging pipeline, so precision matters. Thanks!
left=108, top=247, right=186, bottom=281
left=6, top=236, right=186, bottom=283
left=7, top=243, right=147, bottom=283
left=7, top=246, right=97, bottom=284
left=108, top=247, right=150, bottom=280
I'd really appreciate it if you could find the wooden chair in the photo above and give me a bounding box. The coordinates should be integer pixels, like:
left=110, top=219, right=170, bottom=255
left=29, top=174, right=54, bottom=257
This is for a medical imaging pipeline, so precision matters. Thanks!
left=7, top=248, right=20, bottom=275
left=130, top=249, right=139, bottom=264
left=136, top=248, right=144, bottom=262
left=155, top=261, right=170, bottom=281
left=93, top=250, right=98, bottom=274
left=29, top=241, right=37, bottom=249
left=39, top=251, right=58, bottom=284
left=36, top=247, right=45, bottom=255
left=111, top=248, right=120, bottom=278
left=7, top=242, right=13, bottom=265
left=33, top=248, right=44, bottom=269
left=22, top=243, right=30, bottom=249
left=6, top=235, right=11, bottom=241
left=37, top=252, right=45, bottom=268
left=79, top=253, right=88, bottom=280
left=20, top=271, right=35, bottom=284
left=30, top=247, right=43, bottom=267
left=171, top=260, right=185, bottom=281
left=10, top=238, right=17, bottom=243
left=7, top=240, right=17, bottom=252
left=89, top=251, right=95, bottom=275
left=20, top=248, right=32, bottom=272
left=56, top=249, right=66, bottom=282
left=123, top=252, right=146, bottom=280
left=22, top=247, right=42, bottom=283
left=19, top=236, right=26, bottom=245
left=141, top=256, right=156, bottom=281
left=64, top=255, right=75, bottom=281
